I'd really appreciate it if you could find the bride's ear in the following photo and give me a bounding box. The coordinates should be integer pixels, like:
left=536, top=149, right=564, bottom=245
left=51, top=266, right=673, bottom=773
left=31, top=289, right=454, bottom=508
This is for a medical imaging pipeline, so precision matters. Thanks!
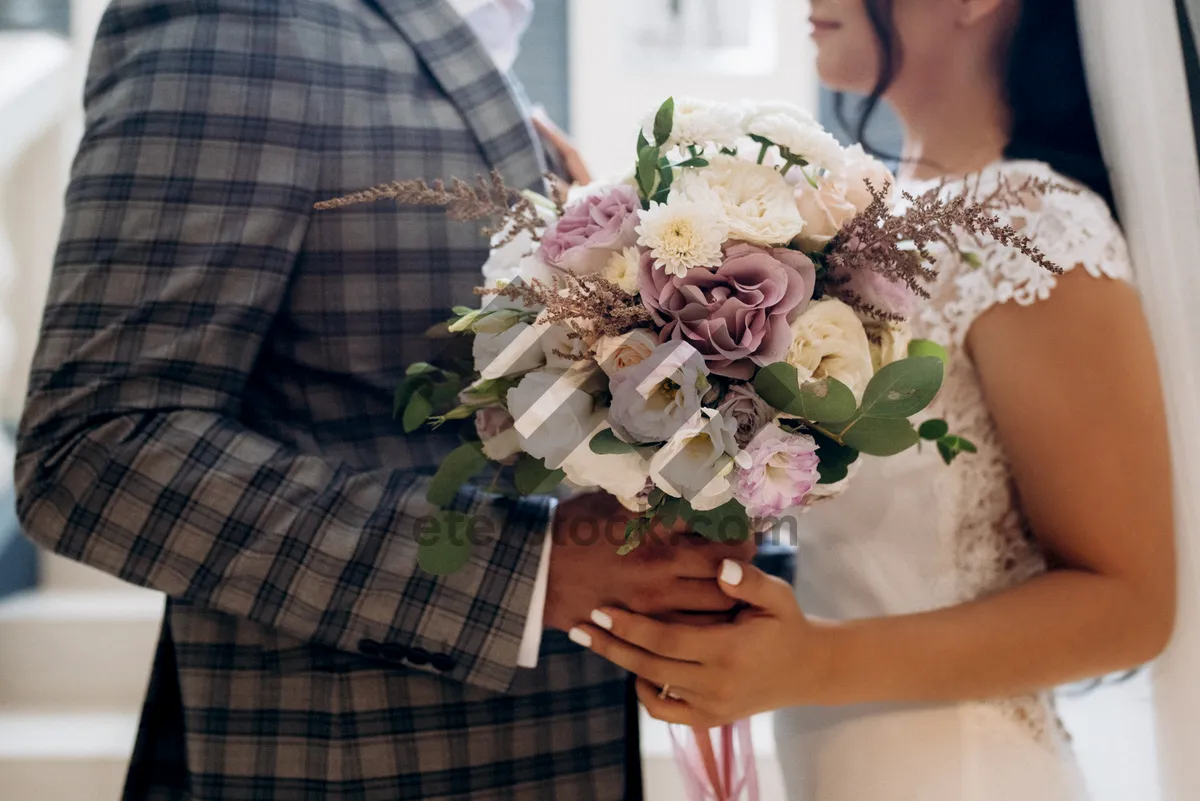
left=954, top=0, right=1011, bottom=28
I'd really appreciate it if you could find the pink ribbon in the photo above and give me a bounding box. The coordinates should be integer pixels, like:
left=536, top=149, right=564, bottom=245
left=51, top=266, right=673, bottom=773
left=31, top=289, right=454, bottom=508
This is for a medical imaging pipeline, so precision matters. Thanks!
left=669, top=720, right=760, bottom=801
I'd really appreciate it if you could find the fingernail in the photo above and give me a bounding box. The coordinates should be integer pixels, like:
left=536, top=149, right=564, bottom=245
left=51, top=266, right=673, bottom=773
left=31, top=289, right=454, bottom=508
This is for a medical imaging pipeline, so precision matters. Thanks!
left=569, top=627, right=593, bottom=648
left=591, top=610, right=613, bottom=630
left=720, top=559, right=744, bottom=586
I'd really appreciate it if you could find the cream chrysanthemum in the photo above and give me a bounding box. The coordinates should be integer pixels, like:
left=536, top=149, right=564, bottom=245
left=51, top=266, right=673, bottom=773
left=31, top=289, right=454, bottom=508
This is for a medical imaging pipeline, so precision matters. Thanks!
left=675, top=156, right=806, bottom=246
left=603, top=247, right=644, bottom=294
left=636, top=194, right=728, bottom=278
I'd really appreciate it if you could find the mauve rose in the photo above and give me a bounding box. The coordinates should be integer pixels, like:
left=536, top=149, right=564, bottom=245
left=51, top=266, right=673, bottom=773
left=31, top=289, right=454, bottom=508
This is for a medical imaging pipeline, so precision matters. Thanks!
left=538, top=185, right=641, bottom=276
left=639, top=242, right=816, bottom=379
left=718, top=384, right=776, bottom=448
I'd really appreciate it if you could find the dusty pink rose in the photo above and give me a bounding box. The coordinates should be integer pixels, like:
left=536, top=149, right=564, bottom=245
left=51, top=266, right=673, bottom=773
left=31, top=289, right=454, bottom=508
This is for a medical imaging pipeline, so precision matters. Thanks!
left=794, top=177, right=858, bottom=252
left=538, top=185, right=641, bottom=276
left=639, top=242, right=816, bottom=379
left=718, top=384, right=776, bottom=448
left=732, top=423, right=821, bottom=519
left=475, top=406, right=520, bottom=464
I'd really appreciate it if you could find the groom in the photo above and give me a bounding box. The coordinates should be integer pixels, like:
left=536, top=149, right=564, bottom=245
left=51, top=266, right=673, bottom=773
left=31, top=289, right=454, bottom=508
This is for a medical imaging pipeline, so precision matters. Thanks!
left=14, top=0, right=750, bottom=799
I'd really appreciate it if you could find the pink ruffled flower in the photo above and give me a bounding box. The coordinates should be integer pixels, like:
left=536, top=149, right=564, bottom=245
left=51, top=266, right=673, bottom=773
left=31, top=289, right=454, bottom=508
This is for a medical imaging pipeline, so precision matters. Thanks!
left=639, top=242, right=815, bottom=379
left=538, top=185, right=642, bottom=276
left=732, top=423, right=821, bottom=519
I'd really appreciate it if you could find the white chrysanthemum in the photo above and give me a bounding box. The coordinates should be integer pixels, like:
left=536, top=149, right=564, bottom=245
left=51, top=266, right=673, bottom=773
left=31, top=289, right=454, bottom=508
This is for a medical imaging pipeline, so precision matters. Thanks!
left=603, top=247, right=644, bottom=294
left=636, top=193, right=728, bottom=278
left=675, top=156, right=805, bottom=247
left=744, top=105, right=846, bottom=173
left=643, top=97, right=745, bottom=152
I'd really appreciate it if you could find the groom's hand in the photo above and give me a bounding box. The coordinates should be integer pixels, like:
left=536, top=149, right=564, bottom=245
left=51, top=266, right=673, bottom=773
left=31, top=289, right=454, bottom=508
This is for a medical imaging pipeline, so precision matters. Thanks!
left=544, top=492, right=755, bottom=634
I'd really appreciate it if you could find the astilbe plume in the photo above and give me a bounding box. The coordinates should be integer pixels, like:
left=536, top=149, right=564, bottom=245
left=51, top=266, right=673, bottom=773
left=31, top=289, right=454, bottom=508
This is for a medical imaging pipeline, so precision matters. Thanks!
left=314, top=170, right=546, bottom=246
left=826, top=176, right=1066, bottom=319
left=479, top=274, right=653, bottom=347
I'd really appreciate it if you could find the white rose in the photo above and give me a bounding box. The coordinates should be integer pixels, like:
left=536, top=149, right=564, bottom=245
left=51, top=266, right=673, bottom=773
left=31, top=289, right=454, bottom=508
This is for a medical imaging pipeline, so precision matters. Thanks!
left=592, top=329, right=659, bottom=377
left=675, top=156, right=806, bottom=247
left=865, top=320, right=912, bottom=372
left=506, top=369, right=596, bottom=469
left=560, top=415, right=653, bottom=500
left=839, top=144, right=896, bottom=212
left=473, top=322, right=547, bottom=380
left=650, top=410, right=741, bottom=512
left=786, top=298, right=876, bottom=401
left=793, top=177, right=858, bottom=252
left=482, top=206, right=557, bottom=286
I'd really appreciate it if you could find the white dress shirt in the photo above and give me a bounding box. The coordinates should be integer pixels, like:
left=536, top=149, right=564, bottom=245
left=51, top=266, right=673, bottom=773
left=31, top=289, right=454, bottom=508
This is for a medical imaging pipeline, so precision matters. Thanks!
left=447, top=0, right=550, bottom=669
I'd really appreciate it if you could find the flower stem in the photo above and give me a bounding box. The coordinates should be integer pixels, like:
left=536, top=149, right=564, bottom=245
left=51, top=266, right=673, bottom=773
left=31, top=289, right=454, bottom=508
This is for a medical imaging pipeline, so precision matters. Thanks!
left=757, top=142, right=769, bottom=165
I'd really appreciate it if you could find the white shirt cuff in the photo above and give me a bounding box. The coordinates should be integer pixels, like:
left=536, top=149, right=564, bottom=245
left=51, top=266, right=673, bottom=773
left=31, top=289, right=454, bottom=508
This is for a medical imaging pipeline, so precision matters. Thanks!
left=517, top=525, right=552, bottom=668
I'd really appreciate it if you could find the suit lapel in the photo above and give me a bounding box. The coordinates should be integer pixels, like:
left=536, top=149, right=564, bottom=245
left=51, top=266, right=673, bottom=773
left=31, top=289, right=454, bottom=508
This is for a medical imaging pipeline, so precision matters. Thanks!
left=368, top=0, right=546, bottom=192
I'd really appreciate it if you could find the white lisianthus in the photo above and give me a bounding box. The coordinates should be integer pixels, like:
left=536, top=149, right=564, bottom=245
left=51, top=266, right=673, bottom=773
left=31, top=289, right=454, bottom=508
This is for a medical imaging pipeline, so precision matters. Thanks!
left=675, top=156, right=806, bottom=247
left=506, top=369, right=596, bottom=469
left=643, top=96, right=745, bottom=152
left=473, top=322, right=547, bottom=380
left=650, top=409, right=742, bottom=512
left=603, top=246, right=644, bottom=294
left=592, top=328, right=659, bottom=377
left=866, top=320, right=913, bottom=372
left=636, top=191, right=729, bottom=278
left=744, top=103, right=845, bottom=173
left=481, top=205, right=557, bottom=285
left=786, top=298, right=876, bottom=401
left=839, top=143, right=896, bottom=212
left=560, top=415, right=653, bottom=500
left=535, top=311, right=597, bottom=371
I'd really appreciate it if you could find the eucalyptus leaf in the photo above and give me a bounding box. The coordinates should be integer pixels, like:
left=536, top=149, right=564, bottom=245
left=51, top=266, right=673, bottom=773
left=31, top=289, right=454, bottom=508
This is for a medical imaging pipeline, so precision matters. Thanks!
left=653, top=97, right=675, bottom=147
left=395, top=375, right=430, bottom=419
left=514, top=455, right=566, bottom=496
left=403, top=391, right=434, bottom=433
left=838, top=417, right=920, bottom=457
left=428, top=379, right=464, bottom=412
left=590, top=428, right=637, bottom=455
left=919, top=419, right=951, bottom=441
left=754, top=363, right=856, bottom=423
left=937, top=435, right=978, bottom=465
left=684, top=500, right=751, bottom=543
left=417, top=511, right=474, bottom=575
left=859, top=357, right=944, bottom=420
left=908, top=339, right=950, bottom=365
left=817, top=461, right=849, bottom=485
left=426, top=443, right=488, bottom=507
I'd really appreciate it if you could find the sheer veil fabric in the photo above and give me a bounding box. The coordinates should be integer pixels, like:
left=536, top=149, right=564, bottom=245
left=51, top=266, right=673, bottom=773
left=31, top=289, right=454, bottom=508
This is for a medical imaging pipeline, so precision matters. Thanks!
left=1074, top=0, right=1200, bottom=797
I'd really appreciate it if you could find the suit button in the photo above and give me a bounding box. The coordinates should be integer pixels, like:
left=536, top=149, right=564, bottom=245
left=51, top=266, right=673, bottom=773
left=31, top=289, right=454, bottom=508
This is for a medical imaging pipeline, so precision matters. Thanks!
left=406, top=648, right=432, bottom=666
left=358, top=639, right=382, bottom=658
left=380, top=643, right=410, bottom=662
left=430, top=653, right=456, bottom=673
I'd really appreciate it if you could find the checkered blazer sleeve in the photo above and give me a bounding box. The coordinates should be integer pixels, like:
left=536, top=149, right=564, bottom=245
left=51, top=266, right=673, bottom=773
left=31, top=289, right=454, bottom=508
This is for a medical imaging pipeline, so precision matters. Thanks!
left=14, top=1, right=551, bottom=694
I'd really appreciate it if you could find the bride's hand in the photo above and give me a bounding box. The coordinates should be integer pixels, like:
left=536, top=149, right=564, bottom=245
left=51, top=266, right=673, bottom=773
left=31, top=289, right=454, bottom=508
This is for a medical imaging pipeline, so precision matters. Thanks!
left=570, top=559, right=834, bottom=727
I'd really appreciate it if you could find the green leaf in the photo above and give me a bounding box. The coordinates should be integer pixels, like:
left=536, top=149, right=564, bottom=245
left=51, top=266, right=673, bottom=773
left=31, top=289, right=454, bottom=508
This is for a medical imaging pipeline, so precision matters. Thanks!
left=656, top=496, right=686, bottom=530
left=417, top=510, right=474, bottom=575
left=428, top=378, right=463, bottom=412
left=838, top=417, right=920, bottom=457
left=754, top=363, right=857, bottom=424
left=394, top=375, right=430, bottom=419
left=859, top=357, right=944, bottom=420
left=812, top=430, right=859, bottom=485
left=684, top=500, right=752, bottom=543
left=637, top=128, right=651, bottom=154
left=936, top=434, right=979, bottom=464
left=675, top=157, right=710, bottom=169
left=403, top=391, right=434, bottom=433
left=908, top=339, right=950, bottom=366
left=513, top=455, right=567, bottom=496
left=817, top=461, right=849, bottom=485
left=653, top=97, right=675, bottom=147
left=962, top=251, right=984, bottom=269
left=919, top=419, right=951, bottom=441
left=407, top=362, right=440, bottom=377
left=426, top=442, right=489, bottom=507
left=450, top=306, right=474, bottom=318
left=589, top=428, right=636, bottom=455
left=637, top=146, right=661, bottom=200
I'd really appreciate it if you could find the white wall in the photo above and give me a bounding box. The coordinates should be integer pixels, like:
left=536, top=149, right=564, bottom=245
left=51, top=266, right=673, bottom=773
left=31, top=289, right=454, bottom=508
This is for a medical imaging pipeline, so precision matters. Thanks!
left=568, top=0, right=818, bottom=177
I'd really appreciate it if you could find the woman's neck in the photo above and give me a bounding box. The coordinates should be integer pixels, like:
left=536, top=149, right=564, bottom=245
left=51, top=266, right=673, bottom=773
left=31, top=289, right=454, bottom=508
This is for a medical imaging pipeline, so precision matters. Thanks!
left=891, top=76, right=1011, bottom=183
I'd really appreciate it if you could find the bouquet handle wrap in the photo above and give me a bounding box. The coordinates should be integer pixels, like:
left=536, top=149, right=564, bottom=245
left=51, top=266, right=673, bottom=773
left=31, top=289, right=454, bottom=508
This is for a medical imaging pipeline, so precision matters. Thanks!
left=669, top=720, right=759, bottom=801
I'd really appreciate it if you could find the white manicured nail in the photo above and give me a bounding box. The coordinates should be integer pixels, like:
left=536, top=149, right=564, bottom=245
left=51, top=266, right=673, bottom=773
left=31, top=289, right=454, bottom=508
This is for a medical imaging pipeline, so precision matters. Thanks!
left=569, top=627, right=593, bottom=648
left=720, top=559, right=744, bottom=586
left=591, top=610, right=613, bottom=630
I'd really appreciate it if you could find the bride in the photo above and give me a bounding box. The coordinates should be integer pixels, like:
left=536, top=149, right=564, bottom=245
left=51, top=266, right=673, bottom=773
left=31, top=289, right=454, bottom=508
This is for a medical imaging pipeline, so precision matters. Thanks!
left=571, top=0, right=1178, bottom=797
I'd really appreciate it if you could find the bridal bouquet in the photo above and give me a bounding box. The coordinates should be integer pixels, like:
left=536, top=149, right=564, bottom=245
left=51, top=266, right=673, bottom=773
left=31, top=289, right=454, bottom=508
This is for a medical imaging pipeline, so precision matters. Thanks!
left=318, top=97, right=1057, bottom=801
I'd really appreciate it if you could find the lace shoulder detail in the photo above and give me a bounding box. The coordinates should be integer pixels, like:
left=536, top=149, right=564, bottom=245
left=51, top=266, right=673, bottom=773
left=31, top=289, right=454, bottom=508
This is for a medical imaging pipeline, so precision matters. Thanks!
left=916, top=161, right=1134, bottom=347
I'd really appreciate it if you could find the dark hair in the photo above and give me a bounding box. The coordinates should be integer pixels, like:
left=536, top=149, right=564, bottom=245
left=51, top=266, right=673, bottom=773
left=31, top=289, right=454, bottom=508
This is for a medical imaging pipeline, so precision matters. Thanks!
left=837, top=0, right=1116, bottom=212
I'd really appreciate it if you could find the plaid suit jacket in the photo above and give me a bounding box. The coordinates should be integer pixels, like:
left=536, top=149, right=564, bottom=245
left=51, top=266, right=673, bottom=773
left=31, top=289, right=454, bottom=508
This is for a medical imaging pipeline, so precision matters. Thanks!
left=14, top=0, right=632, bottom=798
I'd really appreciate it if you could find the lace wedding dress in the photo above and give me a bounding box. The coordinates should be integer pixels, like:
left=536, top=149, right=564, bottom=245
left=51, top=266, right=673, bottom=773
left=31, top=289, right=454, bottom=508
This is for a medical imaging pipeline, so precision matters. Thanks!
left=773, top=160, right=1133, bottom=800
